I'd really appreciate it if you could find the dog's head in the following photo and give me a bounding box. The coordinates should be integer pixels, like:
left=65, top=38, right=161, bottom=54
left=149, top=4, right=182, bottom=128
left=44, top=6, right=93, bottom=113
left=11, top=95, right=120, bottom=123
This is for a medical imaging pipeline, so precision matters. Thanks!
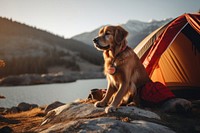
left=93, top=25, right=128, bottom=52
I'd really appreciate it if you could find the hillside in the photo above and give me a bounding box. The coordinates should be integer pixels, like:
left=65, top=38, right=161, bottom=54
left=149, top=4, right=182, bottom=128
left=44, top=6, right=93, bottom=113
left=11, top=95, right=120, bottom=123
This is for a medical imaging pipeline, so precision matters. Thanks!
left=72, top=19, right=172, bottom=48
left=0, top=17, right=103, bottom=78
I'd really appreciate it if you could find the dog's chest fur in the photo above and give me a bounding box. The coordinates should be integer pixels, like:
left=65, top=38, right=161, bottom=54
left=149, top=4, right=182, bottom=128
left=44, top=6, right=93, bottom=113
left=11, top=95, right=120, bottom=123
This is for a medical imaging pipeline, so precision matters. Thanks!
left=103, top=48, right=133, bottom=87
left=103, top=47, right=150, bottom=89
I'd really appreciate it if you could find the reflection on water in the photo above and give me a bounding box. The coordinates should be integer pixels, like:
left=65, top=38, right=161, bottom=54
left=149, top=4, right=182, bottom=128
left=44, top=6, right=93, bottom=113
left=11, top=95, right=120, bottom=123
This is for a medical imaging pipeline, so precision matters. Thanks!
left=0, top=79, right=107, bottom=108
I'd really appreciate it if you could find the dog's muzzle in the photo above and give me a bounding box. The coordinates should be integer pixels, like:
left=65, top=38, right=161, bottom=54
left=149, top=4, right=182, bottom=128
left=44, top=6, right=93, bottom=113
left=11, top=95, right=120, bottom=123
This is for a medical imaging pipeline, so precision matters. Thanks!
left=93, top=37, right=110, bottom=50
left=93, top=37, right=99, bottom=44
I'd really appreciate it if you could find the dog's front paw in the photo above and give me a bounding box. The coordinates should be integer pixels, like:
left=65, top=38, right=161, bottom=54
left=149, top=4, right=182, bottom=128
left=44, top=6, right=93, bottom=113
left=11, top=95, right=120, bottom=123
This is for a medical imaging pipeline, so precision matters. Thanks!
left=94, top=101, right=106, bottom=107
left=105, top=106, right=117, bottom=113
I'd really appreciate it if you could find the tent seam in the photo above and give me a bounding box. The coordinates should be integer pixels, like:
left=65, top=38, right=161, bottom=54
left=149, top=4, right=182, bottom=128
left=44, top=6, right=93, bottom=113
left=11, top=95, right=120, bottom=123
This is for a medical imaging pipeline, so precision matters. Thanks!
left=165, top=22, right=189, bottom=50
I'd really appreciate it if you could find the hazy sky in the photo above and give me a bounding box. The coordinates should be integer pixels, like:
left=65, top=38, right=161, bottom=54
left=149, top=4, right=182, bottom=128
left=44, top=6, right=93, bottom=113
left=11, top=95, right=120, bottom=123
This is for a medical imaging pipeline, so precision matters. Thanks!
left=0, top=0, right=199, bottom=38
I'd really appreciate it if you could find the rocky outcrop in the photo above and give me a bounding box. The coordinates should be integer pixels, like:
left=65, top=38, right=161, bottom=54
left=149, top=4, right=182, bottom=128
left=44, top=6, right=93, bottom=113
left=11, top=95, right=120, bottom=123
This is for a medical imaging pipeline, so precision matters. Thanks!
left=1, top=100, right=200, bottom=132
left=34, top=102, right=175, bottom=133
left=2, top=102, right=39, bottom=114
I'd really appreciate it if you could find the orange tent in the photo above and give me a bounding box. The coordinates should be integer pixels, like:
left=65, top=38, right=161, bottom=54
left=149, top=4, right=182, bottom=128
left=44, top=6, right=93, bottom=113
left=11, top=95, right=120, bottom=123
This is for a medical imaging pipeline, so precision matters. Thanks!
left=134, top=13, right=200, bottom=99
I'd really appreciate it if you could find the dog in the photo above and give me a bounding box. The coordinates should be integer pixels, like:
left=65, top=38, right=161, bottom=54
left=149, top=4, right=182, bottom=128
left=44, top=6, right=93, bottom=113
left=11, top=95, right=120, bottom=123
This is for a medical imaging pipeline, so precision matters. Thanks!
left=93, top=25, right=191, bottom=113
left=93, top=25, right=151, bottom=113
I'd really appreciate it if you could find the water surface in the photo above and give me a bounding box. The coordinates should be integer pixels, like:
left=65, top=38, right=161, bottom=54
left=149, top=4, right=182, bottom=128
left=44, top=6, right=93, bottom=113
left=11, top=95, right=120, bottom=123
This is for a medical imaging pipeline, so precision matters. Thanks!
left=0, top=79, right=107, bottom=108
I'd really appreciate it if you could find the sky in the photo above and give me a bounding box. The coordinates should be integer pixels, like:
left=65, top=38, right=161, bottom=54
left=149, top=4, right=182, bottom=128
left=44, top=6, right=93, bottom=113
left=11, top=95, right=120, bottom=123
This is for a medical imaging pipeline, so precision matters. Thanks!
left=0, top=0, right=199, bottom=38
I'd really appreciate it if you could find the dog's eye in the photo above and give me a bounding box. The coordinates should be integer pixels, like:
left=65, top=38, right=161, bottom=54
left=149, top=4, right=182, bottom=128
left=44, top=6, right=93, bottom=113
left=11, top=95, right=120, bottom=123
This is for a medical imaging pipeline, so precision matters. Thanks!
left=105, top=32, right=111, bottom=35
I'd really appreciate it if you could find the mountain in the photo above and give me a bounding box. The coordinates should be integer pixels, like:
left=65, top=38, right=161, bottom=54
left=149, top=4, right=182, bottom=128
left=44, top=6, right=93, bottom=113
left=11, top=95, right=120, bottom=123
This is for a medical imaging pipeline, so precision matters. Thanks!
left=0, top=17, right=172, bottom=79
left=72, top=18, right=172, bottom=48
left=0, top=17, right=103, bottom=78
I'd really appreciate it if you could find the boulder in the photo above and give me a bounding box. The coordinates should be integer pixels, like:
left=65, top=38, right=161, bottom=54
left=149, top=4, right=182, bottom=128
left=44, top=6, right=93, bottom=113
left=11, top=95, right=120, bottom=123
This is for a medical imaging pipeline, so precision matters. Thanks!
left=30, top=104, right=39, bottom=109
left=5, top=106, right=20, bottom=114
left=0, top=126, right=13, bottom=133
left=17, top=102, right=39, bottom=112
left=44, top=101, right=65, bottom=114
left=117, top=106, right=160, bottom=119
left=41, top=118, right=175, bottom=133
left=17, top=102, right=32, bottom=111
left=34, top=102, right=175, bottom=133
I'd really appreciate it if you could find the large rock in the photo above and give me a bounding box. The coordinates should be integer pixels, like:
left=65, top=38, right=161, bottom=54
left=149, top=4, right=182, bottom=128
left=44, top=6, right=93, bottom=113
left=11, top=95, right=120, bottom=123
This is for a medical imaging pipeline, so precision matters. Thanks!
left=44, top=101, right=65, bottom=114
left=17, top=102, right=32, bottom=111
left=34, top=102, right=175, bottom=133
left=0, top=126, right=13, bottom=133
left=5, top=106, right=20, bottom=114
left=17, top=102, right=38, bottom=112
left=40, top=118, right=175, bottom=133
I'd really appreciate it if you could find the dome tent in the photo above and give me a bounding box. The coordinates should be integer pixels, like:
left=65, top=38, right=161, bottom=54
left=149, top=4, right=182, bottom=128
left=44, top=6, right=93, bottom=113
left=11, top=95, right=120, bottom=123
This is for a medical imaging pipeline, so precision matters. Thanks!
left=134, top=13, right=200, bottom=99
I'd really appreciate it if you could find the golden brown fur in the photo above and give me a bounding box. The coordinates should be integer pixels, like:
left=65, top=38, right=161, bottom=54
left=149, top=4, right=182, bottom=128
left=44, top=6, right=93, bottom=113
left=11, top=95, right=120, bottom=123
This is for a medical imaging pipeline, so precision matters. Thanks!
left=93, top=25, right=151, bottom=113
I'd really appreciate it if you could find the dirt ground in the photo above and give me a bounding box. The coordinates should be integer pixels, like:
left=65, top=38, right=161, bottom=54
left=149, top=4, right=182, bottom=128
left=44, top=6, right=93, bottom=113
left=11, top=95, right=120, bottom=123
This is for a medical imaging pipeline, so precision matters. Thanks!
left=0, top=108, right=45, bottom=132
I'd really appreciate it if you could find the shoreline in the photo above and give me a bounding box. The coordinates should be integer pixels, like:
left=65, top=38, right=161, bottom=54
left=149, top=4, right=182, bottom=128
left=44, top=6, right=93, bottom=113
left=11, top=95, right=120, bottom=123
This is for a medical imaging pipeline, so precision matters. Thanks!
left=0, top=72, right=105, bottom=86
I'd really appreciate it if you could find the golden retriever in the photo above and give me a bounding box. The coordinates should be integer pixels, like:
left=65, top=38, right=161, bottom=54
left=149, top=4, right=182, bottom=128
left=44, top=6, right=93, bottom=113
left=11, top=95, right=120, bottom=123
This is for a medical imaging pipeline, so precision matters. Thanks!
left=93, top=25, right=151, bottom=113
left=93, top=26, right=192, bottom=113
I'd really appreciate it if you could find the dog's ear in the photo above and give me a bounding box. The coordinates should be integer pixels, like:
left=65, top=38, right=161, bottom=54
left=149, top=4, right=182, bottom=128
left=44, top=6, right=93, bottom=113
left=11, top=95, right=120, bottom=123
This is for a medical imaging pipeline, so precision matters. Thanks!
left=114, top=26, right=128, bottom=44
left=99, top=27, right=105, bottom=35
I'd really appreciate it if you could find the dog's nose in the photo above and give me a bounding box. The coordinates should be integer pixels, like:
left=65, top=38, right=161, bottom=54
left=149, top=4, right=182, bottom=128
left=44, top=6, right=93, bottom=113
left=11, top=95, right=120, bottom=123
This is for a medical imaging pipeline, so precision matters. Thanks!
left=93, top=37, right=99, bottom=43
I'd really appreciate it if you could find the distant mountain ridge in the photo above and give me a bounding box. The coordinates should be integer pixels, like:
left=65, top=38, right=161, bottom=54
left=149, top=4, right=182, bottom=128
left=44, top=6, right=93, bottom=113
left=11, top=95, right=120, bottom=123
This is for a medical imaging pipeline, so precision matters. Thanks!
left=72, top=18, right=172, bottom=48
left=0, top=17, right=172, bottom=79
left=0, top=17, right=103, bottom=78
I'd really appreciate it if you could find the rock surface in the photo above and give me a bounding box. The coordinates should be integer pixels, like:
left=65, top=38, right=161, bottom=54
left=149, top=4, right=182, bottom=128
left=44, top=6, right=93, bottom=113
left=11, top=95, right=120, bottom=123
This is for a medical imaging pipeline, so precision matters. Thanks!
left=44, top=101, right=65, bottom=114
left=34, top=102, right=175, bottom=133
left=1, top=101, right=200, bottom=132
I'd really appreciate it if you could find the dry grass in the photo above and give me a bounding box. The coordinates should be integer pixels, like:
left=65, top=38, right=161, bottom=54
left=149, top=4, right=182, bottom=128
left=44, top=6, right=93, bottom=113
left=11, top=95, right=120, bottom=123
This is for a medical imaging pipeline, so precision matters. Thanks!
left=0, top=108, right=45, bottom=132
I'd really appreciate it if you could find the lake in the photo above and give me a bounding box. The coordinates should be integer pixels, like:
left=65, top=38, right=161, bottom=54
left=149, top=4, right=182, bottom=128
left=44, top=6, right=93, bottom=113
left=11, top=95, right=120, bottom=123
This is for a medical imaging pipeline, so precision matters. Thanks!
left=0, top=79, right=107, bottom=108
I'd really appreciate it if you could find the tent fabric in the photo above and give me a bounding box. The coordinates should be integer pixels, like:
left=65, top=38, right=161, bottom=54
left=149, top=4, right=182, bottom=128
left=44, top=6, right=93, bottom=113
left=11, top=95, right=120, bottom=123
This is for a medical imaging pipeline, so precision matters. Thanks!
left=134, top=24, right=169, bottom=60
left=134, top=13, right=200, bottom=90
left=151, top=32, right=200, bottom=87
left=185, top=13, right=200, bottom=33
